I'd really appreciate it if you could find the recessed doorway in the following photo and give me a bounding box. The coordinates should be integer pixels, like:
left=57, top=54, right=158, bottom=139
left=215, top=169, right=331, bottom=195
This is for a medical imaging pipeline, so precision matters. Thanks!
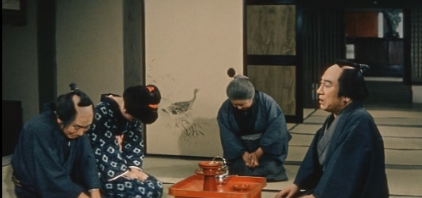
left=345, top=9, right=404, bottom=78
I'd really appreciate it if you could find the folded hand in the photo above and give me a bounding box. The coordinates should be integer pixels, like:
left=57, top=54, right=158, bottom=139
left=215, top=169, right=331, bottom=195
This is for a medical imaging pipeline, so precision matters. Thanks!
left=124, top=168, right=149, bottom=182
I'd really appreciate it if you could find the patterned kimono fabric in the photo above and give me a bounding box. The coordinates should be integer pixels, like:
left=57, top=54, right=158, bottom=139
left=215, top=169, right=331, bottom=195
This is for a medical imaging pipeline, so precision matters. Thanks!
left=88, top=95, right=163, bottom=198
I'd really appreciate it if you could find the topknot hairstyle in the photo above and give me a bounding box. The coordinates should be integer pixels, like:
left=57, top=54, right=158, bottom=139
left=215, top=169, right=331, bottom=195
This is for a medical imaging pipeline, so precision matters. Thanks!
left=336, top=59, right=370, bottom=101
left=226, top=75, right=255, bottom=100
left=123, top=84, right=161, bottom=124
left=55, top=83, right=94, bottom=127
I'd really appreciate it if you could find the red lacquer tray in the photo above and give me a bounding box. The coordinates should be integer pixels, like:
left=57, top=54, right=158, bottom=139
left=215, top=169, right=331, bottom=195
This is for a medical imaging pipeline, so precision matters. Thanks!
left=169, top=174, right=266, bottom=198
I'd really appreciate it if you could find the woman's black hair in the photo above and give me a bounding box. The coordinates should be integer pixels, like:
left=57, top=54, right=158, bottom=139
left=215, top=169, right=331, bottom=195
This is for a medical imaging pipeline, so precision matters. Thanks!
left=55, top=83, right=94, bottom=127
left=123, top=84, right=161, bottom=124
left=336, top=59, right=369, bottom=101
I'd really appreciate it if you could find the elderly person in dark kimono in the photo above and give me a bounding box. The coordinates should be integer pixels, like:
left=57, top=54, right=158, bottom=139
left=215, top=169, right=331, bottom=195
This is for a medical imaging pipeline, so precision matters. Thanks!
left=276, top=60, right=389, bottom=198
left=11, top=84, right=101, bottom=198
left=217, top=75, right=291, bottom=181
left=87, top=85, right=163, bottom=198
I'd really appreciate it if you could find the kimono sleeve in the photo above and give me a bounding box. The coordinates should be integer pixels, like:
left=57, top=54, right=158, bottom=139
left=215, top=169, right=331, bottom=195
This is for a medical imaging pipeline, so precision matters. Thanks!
left=88, top=104, right=130, bottom=181
left=30, top=127, right=85, bottom=198
left=259, top=95, right=291, bottom=160
left=74, top=135, right=101, bottom=190
left=293, top=128, right=325, bottom=190
left=122, top=121, right=145, bottom=168
left=312, top=114, right=383, bottom=198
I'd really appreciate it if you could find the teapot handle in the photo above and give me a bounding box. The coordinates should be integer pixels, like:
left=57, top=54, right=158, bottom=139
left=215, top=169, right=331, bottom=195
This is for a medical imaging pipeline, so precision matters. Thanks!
left=213, top=156, right=228, bottom=175
left=212, top=156, right=227, bottom=167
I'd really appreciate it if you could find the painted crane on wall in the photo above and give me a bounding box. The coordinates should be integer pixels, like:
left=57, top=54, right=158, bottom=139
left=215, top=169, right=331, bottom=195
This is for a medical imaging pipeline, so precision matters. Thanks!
left=164, top=88, right=199, bottom=115
left=161, top=88, right=204, bottom=138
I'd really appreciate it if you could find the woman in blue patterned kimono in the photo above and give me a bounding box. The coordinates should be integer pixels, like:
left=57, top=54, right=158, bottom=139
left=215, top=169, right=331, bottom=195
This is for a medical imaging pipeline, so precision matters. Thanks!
left=217, top=75, right=291, bottom=181
left=88, top=85, right=163, bottom=198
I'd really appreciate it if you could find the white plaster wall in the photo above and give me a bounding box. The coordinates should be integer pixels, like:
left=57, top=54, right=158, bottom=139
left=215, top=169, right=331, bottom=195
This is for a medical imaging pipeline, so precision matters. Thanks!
left=145, top=0, right=243, bottom=157
left=56, top=1, right=124, bottom=104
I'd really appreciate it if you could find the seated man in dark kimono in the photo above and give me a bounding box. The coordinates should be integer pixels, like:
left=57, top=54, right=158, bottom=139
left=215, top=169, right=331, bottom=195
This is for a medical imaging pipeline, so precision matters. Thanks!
left=11, top=83, right=101, bottom=198
left=87, top=85, right=163, bottom=198
left=276, top=60, right=389, bottom=198
left=217, top=75, right=291, bottom=181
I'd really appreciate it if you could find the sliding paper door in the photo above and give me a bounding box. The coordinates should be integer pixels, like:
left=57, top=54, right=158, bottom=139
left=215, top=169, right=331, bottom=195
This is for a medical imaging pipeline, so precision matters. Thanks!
left=144, top=0, right=243, bottom=157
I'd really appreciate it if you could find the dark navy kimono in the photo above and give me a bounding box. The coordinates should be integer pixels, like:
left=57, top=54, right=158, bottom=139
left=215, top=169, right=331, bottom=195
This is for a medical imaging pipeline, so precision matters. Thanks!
left=11, top=103, right=100, bottom=198
left=217, top=91, right=291, bottom=181
left=294, top=102, right=389, bottom=198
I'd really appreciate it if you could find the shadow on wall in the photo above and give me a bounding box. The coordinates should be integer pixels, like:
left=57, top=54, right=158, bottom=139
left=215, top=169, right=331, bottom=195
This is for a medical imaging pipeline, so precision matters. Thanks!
left=177, top=117, right=222, bottom=158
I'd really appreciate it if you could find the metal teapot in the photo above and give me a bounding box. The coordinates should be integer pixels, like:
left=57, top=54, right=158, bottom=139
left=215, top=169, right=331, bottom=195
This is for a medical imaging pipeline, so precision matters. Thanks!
left=212, top=156, right=230, bottom=185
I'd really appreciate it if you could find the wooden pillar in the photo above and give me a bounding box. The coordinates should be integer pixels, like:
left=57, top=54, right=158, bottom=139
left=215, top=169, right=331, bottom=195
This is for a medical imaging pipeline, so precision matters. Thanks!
left=123, top=0, right=144, bottom=88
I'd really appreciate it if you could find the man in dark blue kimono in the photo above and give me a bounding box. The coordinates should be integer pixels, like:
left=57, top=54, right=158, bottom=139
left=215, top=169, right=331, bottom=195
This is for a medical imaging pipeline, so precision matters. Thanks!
left=276, top=60, right=389, bottom=198
left=218, top=75, right=291, bottom=181
left=11, top=84, right=101, bottom=198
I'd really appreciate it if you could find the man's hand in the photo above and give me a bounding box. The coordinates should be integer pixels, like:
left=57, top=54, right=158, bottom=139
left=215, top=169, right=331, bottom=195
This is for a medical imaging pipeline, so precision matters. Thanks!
left=300, top=195, right=316, bottom=198
left=242, top=152, right=251, bottom=167
left=248, top=153, right=259, bottom=168
left=11, top=175, right=22, bottom=187
left=242, top=148, right=264, bottom=169
left=89, top=189, right=102, bottom=198
left=76, top=190, right=102, bottom=198
left=124, top=168, right=149, bottom=182
left=77, top=192, right=90, bottom=198
left=249, top=147, right=264, bottom=168
left=275, top=184, right=299, bottom=198
left=242, top=152, right=257, bottom=168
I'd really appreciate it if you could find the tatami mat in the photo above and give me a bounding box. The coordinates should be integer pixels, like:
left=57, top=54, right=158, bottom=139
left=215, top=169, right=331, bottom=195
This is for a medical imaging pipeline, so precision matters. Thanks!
left=144, top=156, right=422, bottom=196
left=378, top=126, right=422, bottom=138
left=288, top=134, right=315, bottom=147
left=303, top=116, right=422, bottom=127
left=286, top=146, right=422, bottom=166
left=384, top=150, right=422, bottom=166
left=373, top=117, right=422, bottom=127
left=366, top=110, right=422, bottom=118
left=287, top=132, right=422, bottom=150
left=290, top=124, right=422, bottom=138
left=3, top=157, right=422, bottom=198
left=386, top=169, right=422, bottom=196
left=289, top=124, right=321, bottom=134
left=2, top=105, right=421, bottom=198
left=383, top=137, right=422, bottom=150
left=303, top=107, right=422, bottom=126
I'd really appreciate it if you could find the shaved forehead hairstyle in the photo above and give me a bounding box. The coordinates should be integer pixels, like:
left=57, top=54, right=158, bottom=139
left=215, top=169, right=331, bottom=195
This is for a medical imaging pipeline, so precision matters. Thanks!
left=336, top=59, right=370, bottom=101
left=55, top=83, right=94, bottom=127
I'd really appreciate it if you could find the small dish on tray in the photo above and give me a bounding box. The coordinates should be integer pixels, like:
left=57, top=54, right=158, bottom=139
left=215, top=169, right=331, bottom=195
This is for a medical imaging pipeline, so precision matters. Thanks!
left=232, top=184, right=250, bottom=191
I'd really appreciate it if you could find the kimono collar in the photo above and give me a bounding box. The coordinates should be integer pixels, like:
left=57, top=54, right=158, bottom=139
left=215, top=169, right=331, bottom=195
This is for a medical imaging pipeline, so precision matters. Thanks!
left=336, top=101, right=363, bottom=116
left=319, top=101, right=364, bottom=166
left=100, top=94, right=128, bottom=134
left=42, top=102, right=56, bottom=113
left=233, top=90, right=260, bottom=136
left=325, top=101, right=363, bottom=129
